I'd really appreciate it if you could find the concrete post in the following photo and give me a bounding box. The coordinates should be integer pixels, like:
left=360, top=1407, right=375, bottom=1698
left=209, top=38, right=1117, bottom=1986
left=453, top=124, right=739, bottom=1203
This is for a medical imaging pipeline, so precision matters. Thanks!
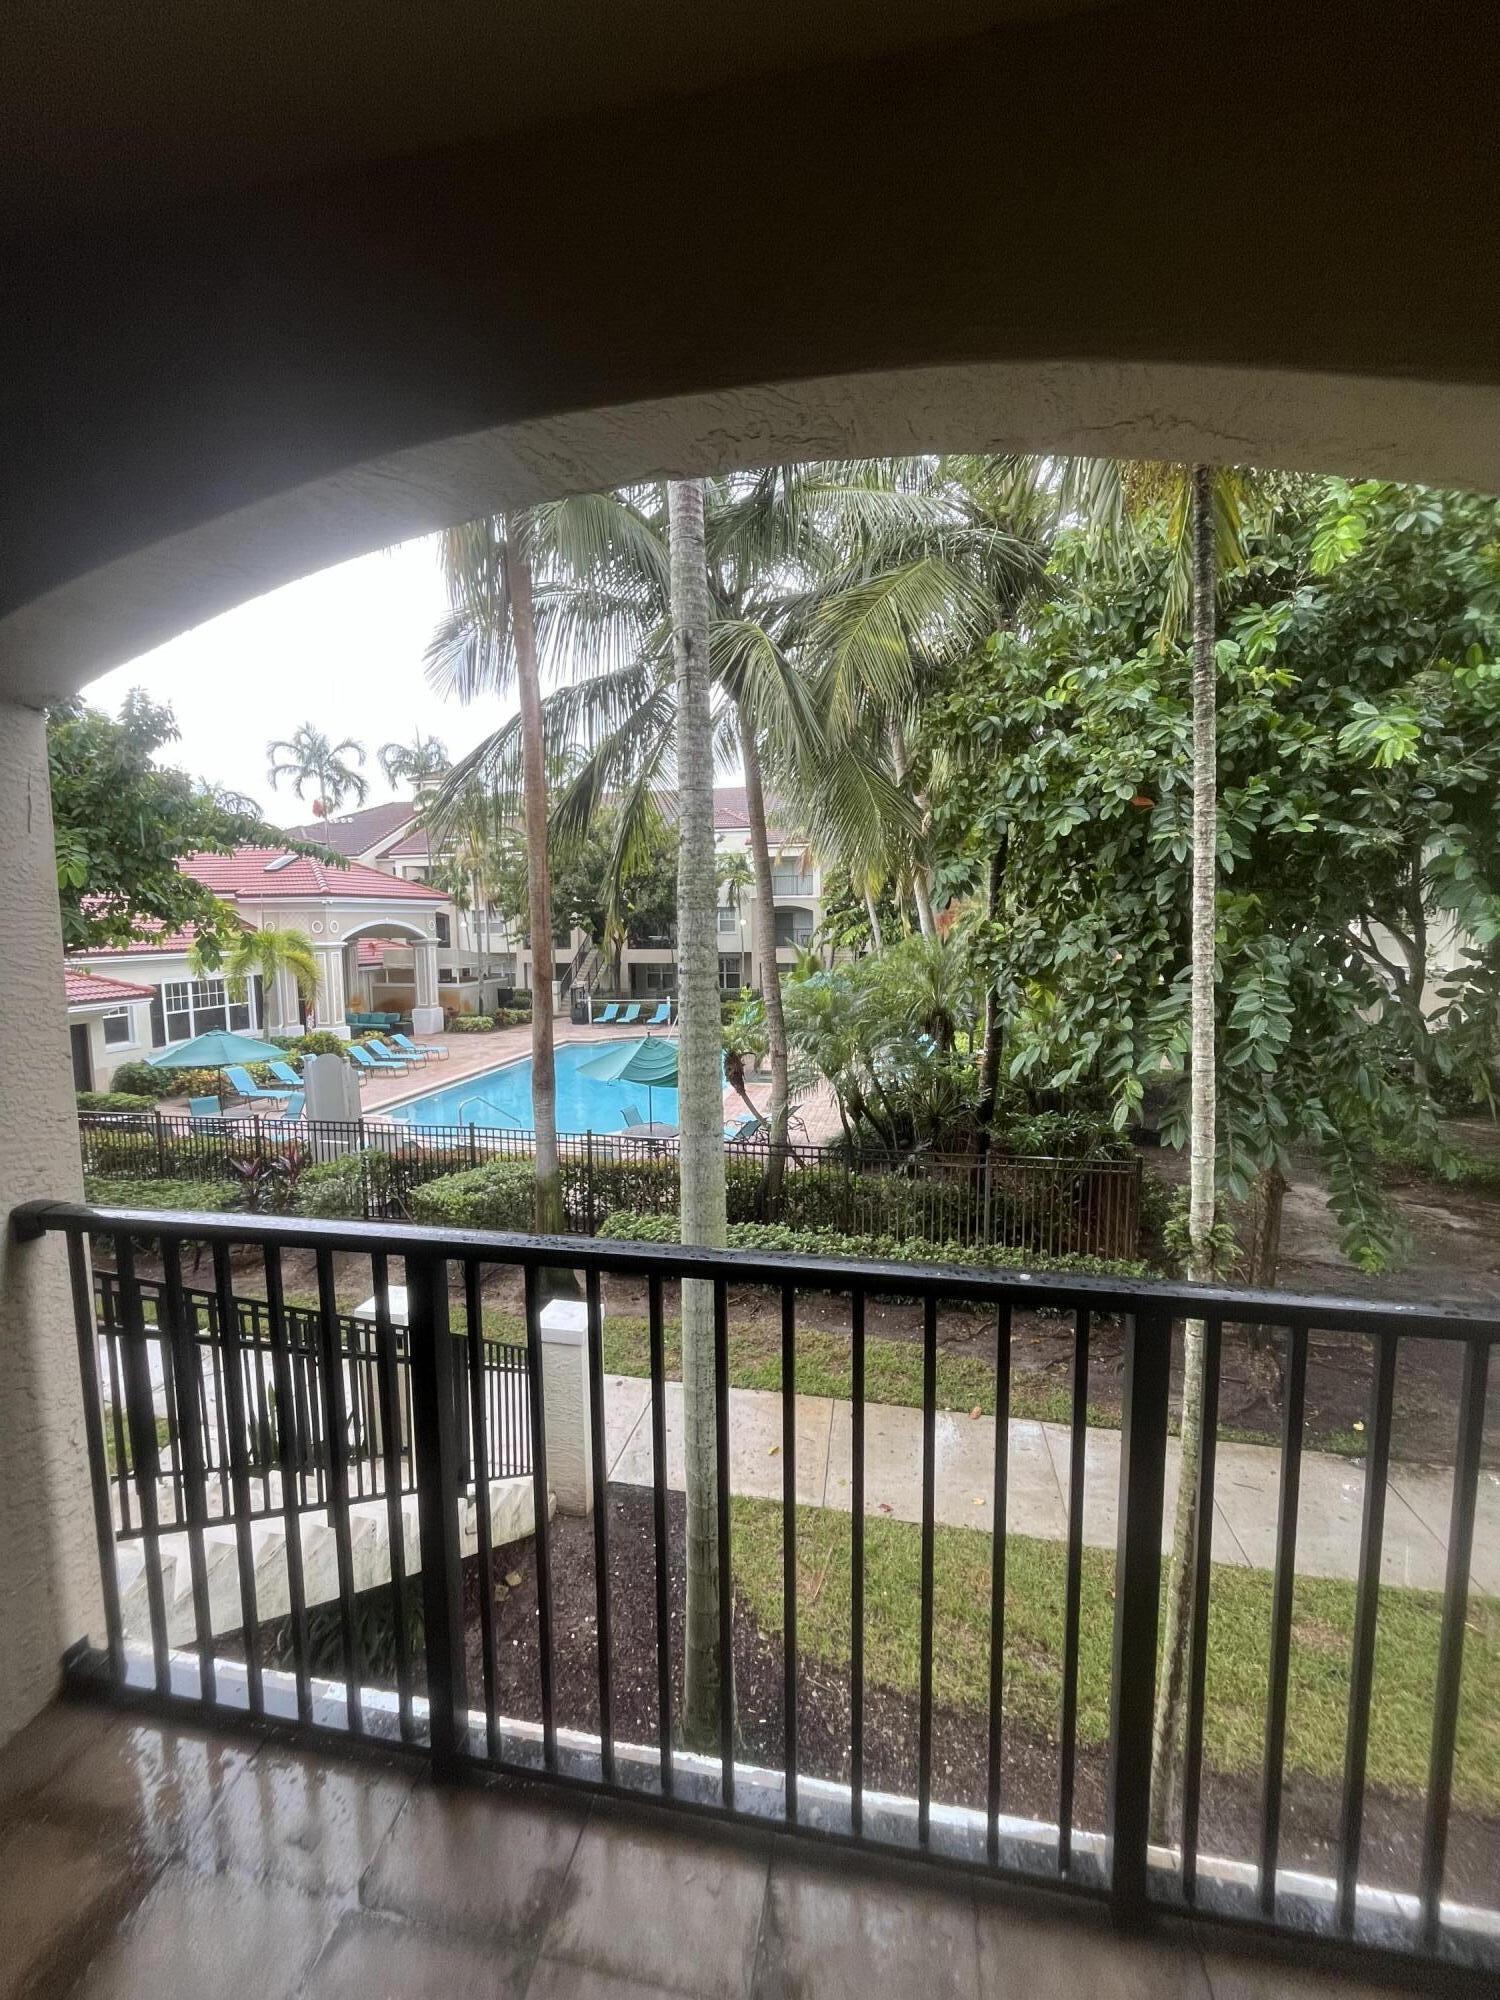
left=0, top=703, right=104, bottom=1744
left=313, top=942, right=350, bottom=1037
left=537, top=1299, right=592, bottom=1516
left=412, top=938, right=443, bottom=1037
left=269, top=958, right=303, bottom=1035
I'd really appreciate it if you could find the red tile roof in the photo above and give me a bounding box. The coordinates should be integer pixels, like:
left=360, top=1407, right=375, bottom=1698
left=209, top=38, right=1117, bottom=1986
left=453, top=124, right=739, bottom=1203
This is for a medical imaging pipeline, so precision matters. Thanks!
left=385, top=829, right=432, bottom=861
left=64, top=967, right=156, bottom=1006
left=72, top=915, right=203, bottom=958
left=182, top=850, right=444, bottom=902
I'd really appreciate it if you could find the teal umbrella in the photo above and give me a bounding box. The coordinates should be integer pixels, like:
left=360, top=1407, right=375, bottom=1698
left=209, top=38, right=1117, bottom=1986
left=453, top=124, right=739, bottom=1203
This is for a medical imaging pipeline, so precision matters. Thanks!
left=148, top=1028, right=291, bottom=1103
left=580, top=1034, right=680, bottom=1128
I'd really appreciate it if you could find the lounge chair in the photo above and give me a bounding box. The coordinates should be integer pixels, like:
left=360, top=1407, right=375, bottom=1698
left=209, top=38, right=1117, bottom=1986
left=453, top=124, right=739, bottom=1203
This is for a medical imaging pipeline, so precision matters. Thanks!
left=224, top=1063, right=289, bottom=1103
left=595, top=1002, right=620, bottom=1025
left=619, top=1003, right=642, bottom=1025
left=189, top=1096, right=222, bottom=1121
left=277, top=1092, right=305, bottom=1123
left=365, top=1038, right=416, bottom=1068
left=348, top=1043, right=406, bottom=1075
left=645, top=1002, right=671, bottom=1026
left=724, top=1111, right=765, bottom=1143
left=267, top=1059, right=303, bottom=1089
left=621, top=1105, right=646, bottom=1128
left=391, top=1031, right=446, bottom=1062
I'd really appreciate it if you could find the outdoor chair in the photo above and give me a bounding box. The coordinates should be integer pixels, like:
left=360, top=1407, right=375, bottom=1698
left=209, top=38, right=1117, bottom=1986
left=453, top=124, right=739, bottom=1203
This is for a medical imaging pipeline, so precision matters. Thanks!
left=188, top=1096, right=221, bottom=1120
left=224, top=1063, right=288, bottom=1103
left=595, top=1003, right=620, bottom=1025
left=392, top=1032, right=446, bottom=1062
left=278, top=1092, right=305, bottom=1122
left=645, top=1002, right=671, bottom=1026
left=619, top=1003, right=642, bottom=1025
left=267, top=1059, right=303, bottom=1089
left=365, top=1038, right=416, bottom=1067
left=724, top=1111, right=765, bottom=1144
left=621, top=1105, right=646, bottom=1128
left=348, top=1043, right=405, bottom=1075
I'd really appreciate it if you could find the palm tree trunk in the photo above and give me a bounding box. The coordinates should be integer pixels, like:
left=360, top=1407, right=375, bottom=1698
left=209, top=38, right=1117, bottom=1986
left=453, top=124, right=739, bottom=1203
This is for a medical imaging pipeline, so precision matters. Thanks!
left=737, top=711, right=789, bottom=1206
left=504, top=514, right=565, bottom=1241
left=863, top=886, right=884, bottom=953
left=890, top=728, right=938, bottom=939
left=670, top=478, right=731, bottom=1754
left=975, top=831, right=1009, bottom=1158
left=1150, top=462, right=1218, bottom=1839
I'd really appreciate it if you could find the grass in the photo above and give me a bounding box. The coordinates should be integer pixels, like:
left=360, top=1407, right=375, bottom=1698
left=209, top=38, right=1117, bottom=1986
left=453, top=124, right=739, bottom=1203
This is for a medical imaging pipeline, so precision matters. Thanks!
left=729, top=1496, right=1500, bottom=1806
left=103, top=1415, right=172, bottom=1476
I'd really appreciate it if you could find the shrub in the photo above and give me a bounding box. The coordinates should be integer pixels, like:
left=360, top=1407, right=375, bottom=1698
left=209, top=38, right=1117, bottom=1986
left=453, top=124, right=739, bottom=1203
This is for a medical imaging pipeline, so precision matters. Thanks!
left=492, top=1008, right=532, bottom=1029
left=293, top=1030, right=349, bottom=1057
left=77, top=1090, right=155, bottom=1114
left=449, top=1015, right=495, bottom=1034
left=106, top=1060, right=177, bottom=1099
left=83, top=1174, right=241, bottom=1215
left=293, top=1152, right=398, bottom=1219
left=407, top=1159, right=536, bottom=1229
left=596, top=1210, right=1150, bottom=1283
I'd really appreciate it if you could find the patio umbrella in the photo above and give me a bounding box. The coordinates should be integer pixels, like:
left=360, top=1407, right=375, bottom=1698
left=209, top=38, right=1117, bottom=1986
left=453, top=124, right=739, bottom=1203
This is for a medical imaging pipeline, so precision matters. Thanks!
left=579, top=1034, right=680, bottom=1128
left=147, top=1028, right=291, bottom=1101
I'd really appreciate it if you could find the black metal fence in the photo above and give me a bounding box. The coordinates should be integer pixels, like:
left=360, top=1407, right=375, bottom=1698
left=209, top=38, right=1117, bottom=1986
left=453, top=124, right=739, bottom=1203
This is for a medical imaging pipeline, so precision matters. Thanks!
left=92, top=1263, right=529, bottom=1541
left=78, top=1110, right=1144, bottom=1261
left=18, top=1195, right=1497, bottom=1982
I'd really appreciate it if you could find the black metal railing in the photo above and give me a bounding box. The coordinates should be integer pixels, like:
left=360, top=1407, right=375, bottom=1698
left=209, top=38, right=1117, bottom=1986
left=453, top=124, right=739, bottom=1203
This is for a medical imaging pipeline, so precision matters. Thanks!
left=78, top=1110, right=1143, bottom=1260
left=91, top=1265, right=530, bottom=1539
left=13, top=1196, right=1497, bottom=1983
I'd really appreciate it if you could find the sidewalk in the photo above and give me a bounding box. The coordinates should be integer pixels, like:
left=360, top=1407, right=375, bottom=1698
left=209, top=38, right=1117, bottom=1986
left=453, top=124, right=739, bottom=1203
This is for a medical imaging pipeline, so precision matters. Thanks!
left=600, top=1375, right=1500, bottom=1591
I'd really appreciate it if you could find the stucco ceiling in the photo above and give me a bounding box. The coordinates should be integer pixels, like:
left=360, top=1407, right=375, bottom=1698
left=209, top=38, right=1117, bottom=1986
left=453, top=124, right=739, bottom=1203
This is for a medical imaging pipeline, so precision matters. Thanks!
left=1, top=0, right=1114, bottom=224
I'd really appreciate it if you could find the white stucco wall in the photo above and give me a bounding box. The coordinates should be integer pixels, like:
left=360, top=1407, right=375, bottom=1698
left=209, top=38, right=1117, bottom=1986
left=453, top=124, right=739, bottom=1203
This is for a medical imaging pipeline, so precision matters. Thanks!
left=1, top=704, right=103, bottom=1744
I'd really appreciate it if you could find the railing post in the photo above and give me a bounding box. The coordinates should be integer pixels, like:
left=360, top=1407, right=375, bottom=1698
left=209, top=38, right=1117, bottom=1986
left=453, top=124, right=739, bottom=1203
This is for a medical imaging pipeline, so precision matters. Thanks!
left=154, top=1109, right=166, bottom=1179
left=1108, top=1302, right=1172, bottom=1924
left=406, top=1250, right=468, bottom=1773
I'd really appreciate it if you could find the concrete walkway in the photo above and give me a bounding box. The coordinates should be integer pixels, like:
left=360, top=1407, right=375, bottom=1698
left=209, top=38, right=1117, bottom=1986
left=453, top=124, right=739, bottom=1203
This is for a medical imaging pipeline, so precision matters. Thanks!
left=600, top=1375, right=1500, bottom=1592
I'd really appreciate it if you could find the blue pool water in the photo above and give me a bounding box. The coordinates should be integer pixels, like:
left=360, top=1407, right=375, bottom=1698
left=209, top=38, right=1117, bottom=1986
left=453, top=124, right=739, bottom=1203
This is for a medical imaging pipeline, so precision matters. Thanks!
left=383, top=1039, right=685, bottom=1135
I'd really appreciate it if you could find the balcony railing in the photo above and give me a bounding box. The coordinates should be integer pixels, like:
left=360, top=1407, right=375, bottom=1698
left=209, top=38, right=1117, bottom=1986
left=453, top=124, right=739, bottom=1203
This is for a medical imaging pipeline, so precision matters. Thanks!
left=12, top=1197, right=1498, bottom=1983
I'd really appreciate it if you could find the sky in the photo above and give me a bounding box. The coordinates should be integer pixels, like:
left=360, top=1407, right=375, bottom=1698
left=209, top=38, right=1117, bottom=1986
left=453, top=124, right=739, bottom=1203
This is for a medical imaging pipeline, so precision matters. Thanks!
left=81, top=537, right=514, bottom=825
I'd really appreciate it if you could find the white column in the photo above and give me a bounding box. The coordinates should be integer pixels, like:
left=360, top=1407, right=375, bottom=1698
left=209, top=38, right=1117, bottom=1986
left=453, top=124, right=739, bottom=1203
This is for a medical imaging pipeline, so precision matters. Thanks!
left=412, top=937, right=443, bottom=1037
left=538, top=1300, right=593, bottom=1516
left=0, top=702, right=104, bottom=1743
left=269, top=960, right=302, bottom=1035
left=313, top=943, right=350, bottom=1037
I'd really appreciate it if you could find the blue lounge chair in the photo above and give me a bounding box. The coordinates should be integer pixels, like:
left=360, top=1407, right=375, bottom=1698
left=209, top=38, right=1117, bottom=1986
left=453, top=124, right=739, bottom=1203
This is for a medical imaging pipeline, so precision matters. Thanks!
left=724, top=1111, right=765, bottom=1143
left=224, top=1063, right=288, bottom=1103
left=621, top=1105, right=646, bottom=1128
left=645, top=1002, right=671, bottom=1026
left=596, top=1002, right=620, bottom=1025
left=365, top=1038, right=415, bottom=1068
left=278, top=1092, right=305, bottom=1123
left=619, top=1004, right=642, bottom=1026
left=189, top=1096, right=222, bottom=1121
left=348, top=1043, right=405, bottom=1075
left=267, top=1059, right=303, bottom=1089
left=391, top=1031, right=446, bottom=1062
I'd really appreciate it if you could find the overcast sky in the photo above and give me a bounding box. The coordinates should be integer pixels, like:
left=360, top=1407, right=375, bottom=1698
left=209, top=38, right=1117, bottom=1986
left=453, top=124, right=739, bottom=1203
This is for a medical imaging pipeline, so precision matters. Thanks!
left=81, top=537, right=514, bottom=825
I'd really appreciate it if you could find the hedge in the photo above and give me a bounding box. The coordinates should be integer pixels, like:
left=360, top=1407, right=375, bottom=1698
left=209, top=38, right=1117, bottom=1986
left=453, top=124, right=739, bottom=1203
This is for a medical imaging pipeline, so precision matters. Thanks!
left=596, top=1210, right=1150, bottom=1283
left=77, top=1090, right=155, bottom=1114
left=449, top=1015, right=495, bottom=1033
left=83, top=1174, right=241, bottom=1215
left=407, top=1159, right=537, bottom=1230
left=293, top=1153, right=393, bottom=1219
left=107, top=1060, right=179, bottom=1100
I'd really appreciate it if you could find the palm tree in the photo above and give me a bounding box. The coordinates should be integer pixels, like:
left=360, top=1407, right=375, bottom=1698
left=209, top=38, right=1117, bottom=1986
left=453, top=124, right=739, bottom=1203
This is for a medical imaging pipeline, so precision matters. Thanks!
left=377, top=730, right=449, bottom=788
left=189, top=924, right=318, bottom=1030
left=1060, top=454, right=1259, bottom=1840
left=669, top=476, right=731, bottom=1753
left=266, top=725, right=368, bottom=820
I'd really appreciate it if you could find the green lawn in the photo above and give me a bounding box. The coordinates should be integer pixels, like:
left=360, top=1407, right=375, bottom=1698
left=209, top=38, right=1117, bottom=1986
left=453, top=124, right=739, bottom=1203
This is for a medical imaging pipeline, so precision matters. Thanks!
left=729, top=1497, right=1500, bottom=1805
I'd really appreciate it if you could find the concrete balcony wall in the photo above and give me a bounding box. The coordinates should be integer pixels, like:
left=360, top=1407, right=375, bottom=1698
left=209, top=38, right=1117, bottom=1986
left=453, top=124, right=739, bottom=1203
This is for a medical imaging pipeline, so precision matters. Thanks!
left=0, top=704, right=103, bottom=1745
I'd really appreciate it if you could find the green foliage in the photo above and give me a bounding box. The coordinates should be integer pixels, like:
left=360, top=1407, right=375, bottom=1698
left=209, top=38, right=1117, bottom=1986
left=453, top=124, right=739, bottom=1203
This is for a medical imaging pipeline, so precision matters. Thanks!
left=83, top=1174, right=240, bottom=1214
left=106, top=1061, right=179, bottom=1100
left=76, top=1090, right=154, bottom=1114
left=928, top=478, right=1500, bottom=1270
left=492, top=1008, right=532, bottom=1029
left=407, top=1160, right=537, bottom=1230
left=596, top=1210, right=1149, bottom=1282
left=293, top=1153, right=391, bottom=1219
left=48, top=690, right=305, bottom=953
left=291, top=1030, right=349, bottom=1057
left=449, top=1015, right=495, bottom=1033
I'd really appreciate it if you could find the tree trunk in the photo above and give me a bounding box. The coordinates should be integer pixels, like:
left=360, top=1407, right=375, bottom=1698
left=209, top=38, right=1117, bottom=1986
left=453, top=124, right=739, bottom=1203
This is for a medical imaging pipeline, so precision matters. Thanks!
left=504, top=515, right=565, bottom=1242
left=863, top=886, right=884, bottom=953
left=670, top=478, right=731, bottom=1754
left=1244, top=1163, right=1287, bottom=1291
left=1150, top=462, right=1218, bottom=1841
left=890, top=728, right=938, bottom=939
left=975, top=831, right=1009, bottom=1160
left=737, top=711, right=790, bottom=1207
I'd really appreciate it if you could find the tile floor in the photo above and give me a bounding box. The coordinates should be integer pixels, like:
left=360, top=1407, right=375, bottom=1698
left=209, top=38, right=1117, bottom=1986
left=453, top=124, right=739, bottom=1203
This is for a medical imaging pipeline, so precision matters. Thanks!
left=0, top=1700, right=1442, bottom=1999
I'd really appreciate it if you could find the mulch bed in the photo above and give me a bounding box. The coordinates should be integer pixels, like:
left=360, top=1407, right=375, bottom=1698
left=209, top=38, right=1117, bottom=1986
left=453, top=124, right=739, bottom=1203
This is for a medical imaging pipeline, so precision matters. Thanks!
left=446, top=1483, right=1500, bottom=1908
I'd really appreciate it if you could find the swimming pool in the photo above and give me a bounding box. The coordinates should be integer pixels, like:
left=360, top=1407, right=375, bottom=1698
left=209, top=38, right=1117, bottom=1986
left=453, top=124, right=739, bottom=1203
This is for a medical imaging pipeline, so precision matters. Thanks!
left=382, top=1039, right=684, bottom=1135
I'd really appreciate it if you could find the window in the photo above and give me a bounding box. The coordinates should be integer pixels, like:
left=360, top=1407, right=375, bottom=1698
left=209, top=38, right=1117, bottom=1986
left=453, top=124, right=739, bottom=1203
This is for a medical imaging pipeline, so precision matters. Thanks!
left=772, top=870, right=815, bottom=897
left=719, top=956, right=744, bottom=991
left=434, top=914, right=451, bottom=946
left=775, top=907, right=815, bottom=950
left=159, top=976, right=254, bottom=1043
left=102, top=1007, right=133, bottom=1047
left=717, top=905, right=739, bottom=933
left=631, top=961, right=677, bottom=994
